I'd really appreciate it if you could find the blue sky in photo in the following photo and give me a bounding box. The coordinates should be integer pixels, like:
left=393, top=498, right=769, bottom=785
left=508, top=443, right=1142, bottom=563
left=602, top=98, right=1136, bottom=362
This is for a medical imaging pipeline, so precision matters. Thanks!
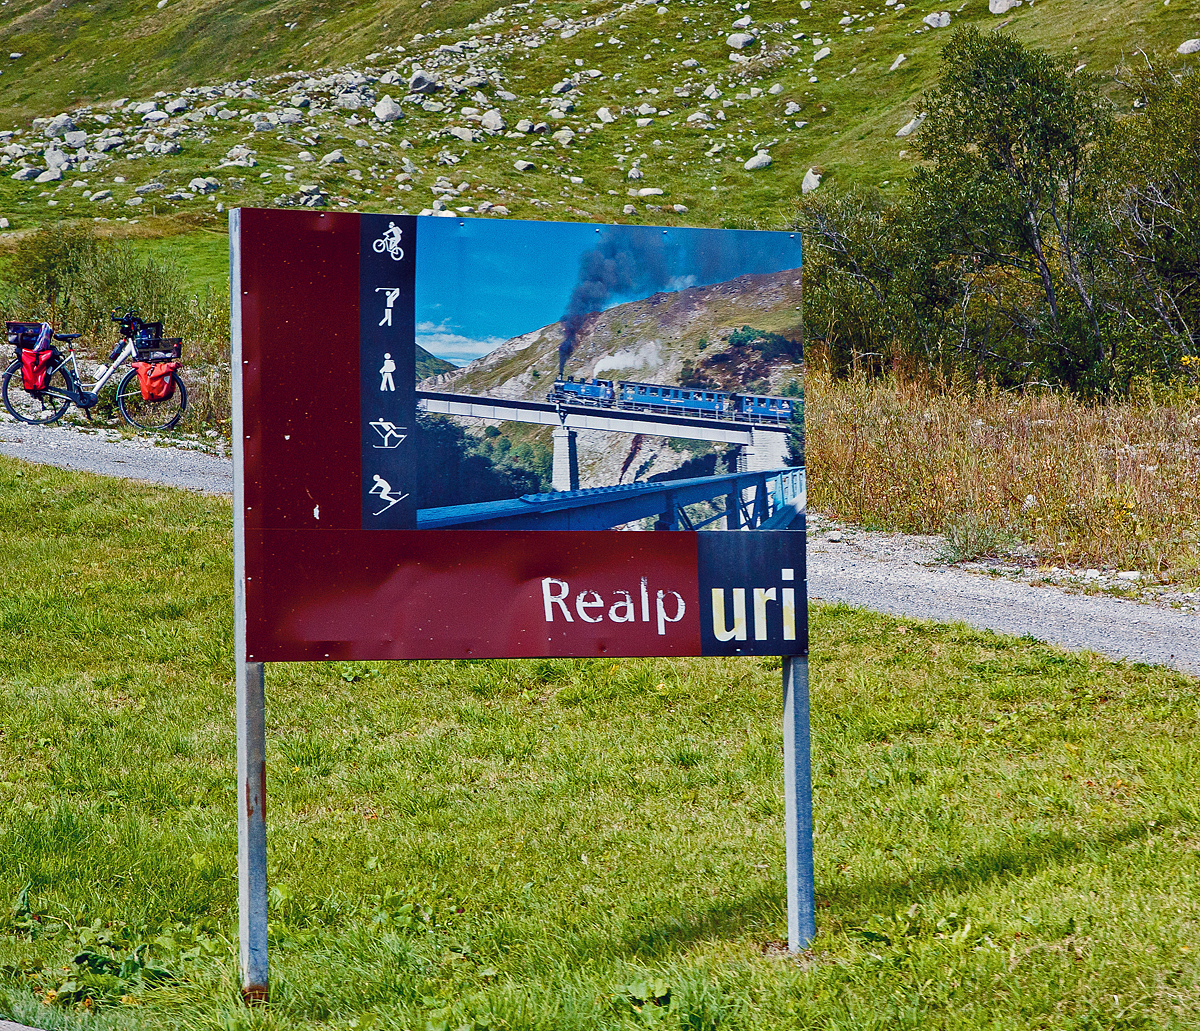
left=414, top=217, right=803, bottom=365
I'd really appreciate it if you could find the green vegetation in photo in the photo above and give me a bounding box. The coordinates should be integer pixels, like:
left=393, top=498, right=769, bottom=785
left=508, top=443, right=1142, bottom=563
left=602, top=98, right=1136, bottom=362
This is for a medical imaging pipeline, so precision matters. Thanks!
left=3, top=456, right=1200, bottom=1029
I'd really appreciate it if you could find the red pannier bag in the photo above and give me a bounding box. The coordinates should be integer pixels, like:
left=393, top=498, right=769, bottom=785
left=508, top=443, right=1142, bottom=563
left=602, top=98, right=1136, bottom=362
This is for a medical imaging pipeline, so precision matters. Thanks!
left=20, top=347, right=55, bottom=391
left=132, top=361, right=179, bottom=401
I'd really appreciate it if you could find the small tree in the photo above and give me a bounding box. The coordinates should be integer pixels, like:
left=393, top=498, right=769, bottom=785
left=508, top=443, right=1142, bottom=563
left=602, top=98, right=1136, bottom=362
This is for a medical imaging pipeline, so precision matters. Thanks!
left=911, top=28, right=1115, bottom=391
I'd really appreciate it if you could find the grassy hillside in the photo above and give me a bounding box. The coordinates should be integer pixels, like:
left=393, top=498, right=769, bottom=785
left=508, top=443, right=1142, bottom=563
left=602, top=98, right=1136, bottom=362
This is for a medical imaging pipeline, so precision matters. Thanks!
left=3, top=454, right=1200, bottom=1030
left=0, top=0, right=1198, bottom=240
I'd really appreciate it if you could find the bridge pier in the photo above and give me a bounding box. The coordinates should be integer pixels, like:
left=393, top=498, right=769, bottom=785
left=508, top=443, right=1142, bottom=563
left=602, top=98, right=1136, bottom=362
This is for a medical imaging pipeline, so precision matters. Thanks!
left=746, top=428, right=790, bottom=472
left=552, top=426, right=579, bottom=492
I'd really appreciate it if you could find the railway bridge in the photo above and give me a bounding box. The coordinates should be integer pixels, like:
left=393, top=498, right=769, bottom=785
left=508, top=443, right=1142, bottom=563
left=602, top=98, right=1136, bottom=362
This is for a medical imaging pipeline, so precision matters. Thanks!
left=415, top=389, right=792, bottom=491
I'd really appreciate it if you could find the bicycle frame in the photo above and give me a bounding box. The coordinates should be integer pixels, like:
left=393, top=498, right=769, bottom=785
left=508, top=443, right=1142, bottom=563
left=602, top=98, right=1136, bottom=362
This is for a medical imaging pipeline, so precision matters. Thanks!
left=34, top=338, right=138, bottom=409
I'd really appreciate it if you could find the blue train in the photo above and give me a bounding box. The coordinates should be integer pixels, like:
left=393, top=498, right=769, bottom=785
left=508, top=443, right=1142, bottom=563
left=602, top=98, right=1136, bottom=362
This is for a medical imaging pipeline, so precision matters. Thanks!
left=548, top=376, right=794, bottom=424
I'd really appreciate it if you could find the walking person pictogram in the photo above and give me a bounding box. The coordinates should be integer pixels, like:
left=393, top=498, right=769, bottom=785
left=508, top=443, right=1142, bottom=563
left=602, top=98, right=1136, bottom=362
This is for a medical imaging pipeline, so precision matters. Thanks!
left=369, top=474, right=408, bottom=516
left=379, top=353, right=396, bottom=392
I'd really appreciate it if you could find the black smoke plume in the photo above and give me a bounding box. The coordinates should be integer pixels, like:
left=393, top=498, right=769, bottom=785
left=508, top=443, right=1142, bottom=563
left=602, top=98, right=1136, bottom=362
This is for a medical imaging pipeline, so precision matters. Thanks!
left=558, top=231, right=671, bottom=375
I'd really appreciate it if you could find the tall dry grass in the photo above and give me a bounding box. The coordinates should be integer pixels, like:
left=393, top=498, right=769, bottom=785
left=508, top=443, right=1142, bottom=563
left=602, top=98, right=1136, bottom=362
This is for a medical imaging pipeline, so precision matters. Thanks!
left=805, top=368, right=1200, bottom=581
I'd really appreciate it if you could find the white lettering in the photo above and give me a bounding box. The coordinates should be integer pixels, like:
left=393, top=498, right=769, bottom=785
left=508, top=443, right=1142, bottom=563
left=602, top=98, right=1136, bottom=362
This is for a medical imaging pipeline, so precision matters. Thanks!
left=542, top=578, right=574, bottom=622
left=576, top=590, right=604, bottom=623
left=711, top=588, right=747, bottom=642
left=609, top=590, right=635, bottom=622
left=782, top=587, right=796, bottom=640
left=640, top=577, right=650, bottom=622
left=656, top=589, right=686, bottom=635
left=753, top=587, right=777, bottom=641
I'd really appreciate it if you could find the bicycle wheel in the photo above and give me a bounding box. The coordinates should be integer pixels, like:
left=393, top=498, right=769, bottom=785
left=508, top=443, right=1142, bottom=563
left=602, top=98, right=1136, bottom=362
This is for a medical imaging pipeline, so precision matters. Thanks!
left=2, top=359, right=72, bottom=425
left=116, top=367, right=187, bottom=431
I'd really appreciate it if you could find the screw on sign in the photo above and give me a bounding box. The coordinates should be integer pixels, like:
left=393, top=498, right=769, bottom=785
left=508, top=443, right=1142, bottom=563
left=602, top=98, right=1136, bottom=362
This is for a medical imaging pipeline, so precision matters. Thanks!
left=229, top=208, right=812, bottom=1003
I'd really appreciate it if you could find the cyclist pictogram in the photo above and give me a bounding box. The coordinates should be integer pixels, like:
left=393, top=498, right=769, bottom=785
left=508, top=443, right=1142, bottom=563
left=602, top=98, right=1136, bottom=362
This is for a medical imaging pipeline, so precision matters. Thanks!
left=372, top=222, right=404, bottom=261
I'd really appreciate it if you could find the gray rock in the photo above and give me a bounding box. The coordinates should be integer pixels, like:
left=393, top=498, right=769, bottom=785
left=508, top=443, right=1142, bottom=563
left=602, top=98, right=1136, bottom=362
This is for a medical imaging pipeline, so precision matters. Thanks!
left=142, top=110, right=170, bottom=124
left=480, top=108, right=505, bottom=131
left=157, top=139, right=181, bottom=154
left=421, top=100, right=445, bottom=113
left=889, top=53, right=907, bottom=71
left=297, top=151, right=315, bottom=162
left=516, top=118, right=534, bottom=133
left=35, top=168, right=63, bottom=183
left=44, top=113, right=76, bottom=137
left=551, top=79, right=574, bottom=95
left=636, top=102, right=657, bottom=116
left=1178, top=39, right=1200, bottom=55
left=336, top=92, right=364, bottom=110
left=813, top=46, right=831, bottom=61
left=93, top=136, right=124, bottom=152
left=922, top=11, right=951, bottom=28
left=551, top=128, right=575, bottom=144
left=225, top=144, right=257, bottom=166
left=596, top=106, right=616, bottom=123
left=188, top=176, right=221, bottom=193
left=784, top=101, right=800, bottom=115
left=623, top=204, right=636, bottom=214
left=135, top=182, right=164, bottom=194
left=11, top=167, right=42, bottom=181
left=408, top=69, right=441, bottom=95
left=373, top=95, right=404, bottom=121
left=743, top=150, right=772, bottom=170
left=63, top=130, right=88, bottom=148
left=216, top=108, right=237, bottom=120
left=896, top=112, right=926, bottom=137
left=802, top=167, right=821, bottom=194
left=132, top=101, right=158, bottom=115
left=768, top=83, right=783, bottom=95
left=125, top=196, right=143, bottom=206
left=90, top=189, right=112, bottom=201
left=726, top=32, right=756, bottom=49
left=496, top=90, right=518, bottom=102
left=278, top=108, right=304, bottom=124
left=320, top=149, right=345, bottom=164
left=44, top=148, right=69, bottom=170
left=626, top=166, right=644, bottom=180
left=448, top=126, right=480, bottom=142
left=0, top=217, right=8, bottom=228
left=988, top=0, right=1021, bottom=11
left=514, top=159, right=537, bottom=171
left=165, top=97, right=189, bottom=114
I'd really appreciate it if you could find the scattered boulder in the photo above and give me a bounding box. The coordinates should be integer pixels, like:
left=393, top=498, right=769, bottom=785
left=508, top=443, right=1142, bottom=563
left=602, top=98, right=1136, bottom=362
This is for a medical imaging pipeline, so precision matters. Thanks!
left=802, top=168, right=821, bottom=194
left=896, top=112, right=926, bottom=137
left=135, top=182, right=164, bottom=194
left=320, top=149, right=346, bottom=164
left=922, top=11, right=951, bottom=28
left=408, top=69, right=441, bottom=95
left=1178, top=39, right=1200, bottom=55
left=551, top=128, right=575, bottom=145
left=516, top=118, right=534, bottom=133
left=297, top=151, right=314, bottom=162
left=733, top=14, right=752, bottom=28
left=514, top=159, right=537, bottom=171
left=989, top=0, right=1021, bottom=11
left=90, top=189, right=112, bottom=201
left=131, top=101, right=158, bottom=115
left=448, top=126, right=480, bottom=142
left=726, top=32, right=756, bottom=50
left=744, top=150, right=772, bottom=170
left=188, top=176, right=221, bottom=193
left=44, top=113, right=76, bottom=137
left=63, top=130, right=88, bottom=148
left=889, top=53, right=907, bottom=71
left=480, top=108, right=505, bottom=131
left=34, top=168, right=62, bottom=183
left=373, top=95, right=404, bottom=121
left=165, top=97, right=189, bottom=114
left=142, top=109, right=170, bottom=124
left=813, top=46, right=831, bottom=62
left=336, top=92, right=364, bottom=110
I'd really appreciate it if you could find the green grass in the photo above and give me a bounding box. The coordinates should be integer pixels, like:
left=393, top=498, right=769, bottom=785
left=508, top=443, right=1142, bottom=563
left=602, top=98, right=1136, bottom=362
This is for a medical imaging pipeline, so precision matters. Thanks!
left=2, top=453, right=1200, bottom=1030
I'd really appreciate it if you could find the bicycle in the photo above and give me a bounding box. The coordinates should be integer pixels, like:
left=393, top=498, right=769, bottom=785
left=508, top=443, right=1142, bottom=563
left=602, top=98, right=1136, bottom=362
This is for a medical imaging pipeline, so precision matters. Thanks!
left=3, top=312, right=187, bottom=431
left=372, top=222, right=404, bottom=260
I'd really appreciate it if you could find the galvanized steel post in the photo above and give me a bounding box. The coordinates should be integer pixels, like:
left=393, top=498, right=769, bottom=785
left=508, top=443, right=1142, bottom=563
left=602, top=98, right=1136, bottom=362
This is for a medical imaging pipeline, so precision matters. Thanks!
left=231, top=207, right=269, bottom=1003
left=237, top=660, right=269, bottom=1002
left=782, top=655, right=816, bottom=951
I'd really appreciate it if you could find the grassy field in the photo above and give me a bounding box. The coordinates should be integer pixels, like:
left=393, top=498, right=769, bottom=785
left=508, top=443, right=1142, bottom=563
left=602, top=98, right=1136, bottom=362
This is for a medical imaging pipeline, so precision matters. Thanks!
left=2, top=455, right=1200, bottom=1030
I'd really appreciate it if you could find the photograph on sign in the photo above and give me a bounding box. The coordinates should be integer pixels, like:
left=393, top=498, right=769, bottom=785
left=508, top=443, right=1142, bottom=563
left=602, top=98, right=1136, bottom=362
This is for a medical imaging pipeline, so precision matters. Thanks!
left=232, top=209, right=806, bottom=661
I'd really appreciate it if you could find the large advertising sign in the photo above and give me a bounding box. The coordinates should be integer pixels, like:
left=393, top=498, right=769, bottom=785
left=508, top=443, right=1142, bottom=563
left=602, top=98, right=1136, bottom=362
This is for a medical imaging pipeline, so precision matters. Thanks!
left=231, top=208, right=806, bottom=662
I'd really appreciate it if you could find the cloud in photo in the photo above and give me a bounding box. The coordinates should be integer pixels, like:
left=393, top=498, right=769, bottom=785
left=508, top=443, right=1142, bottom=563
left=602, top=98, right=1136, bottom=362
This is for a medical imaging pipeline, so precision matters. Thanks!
left=416, top=320, right=507, bottom=366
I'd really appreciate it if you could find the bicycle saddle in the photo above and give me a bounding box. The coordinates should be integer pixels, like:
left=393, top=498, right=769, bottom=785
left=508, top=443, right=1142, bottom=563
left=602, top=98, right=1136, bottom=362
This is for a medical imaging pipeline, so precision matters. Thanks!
left=54, top=333, right=81, bottom=341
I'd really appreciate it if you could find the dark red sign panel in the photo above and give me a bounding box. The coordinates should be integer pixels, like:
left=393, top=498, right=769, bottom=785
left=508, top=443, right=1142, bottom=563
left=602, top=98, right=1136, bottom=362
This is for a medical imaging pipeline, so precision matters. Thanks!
left=232, top=208, right=806, bottom=661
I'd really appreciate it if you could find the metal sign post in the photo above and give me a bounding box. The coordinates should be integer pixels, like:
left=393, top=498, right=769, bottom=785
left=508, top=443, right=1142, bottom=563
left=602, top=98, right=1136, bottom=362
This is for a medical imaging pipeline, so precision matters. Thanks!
left=783, top=655, right=816, bottom=952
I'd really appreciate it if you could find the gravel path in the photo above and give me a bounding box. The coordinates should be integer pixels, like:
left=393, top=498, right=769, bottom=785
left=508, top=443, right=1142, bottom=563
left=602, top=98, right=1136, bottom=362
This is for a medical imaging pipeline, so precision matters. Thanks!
left=2, top=421, right=1195, bottom=677
left=0, top=419, right=231, bottom=494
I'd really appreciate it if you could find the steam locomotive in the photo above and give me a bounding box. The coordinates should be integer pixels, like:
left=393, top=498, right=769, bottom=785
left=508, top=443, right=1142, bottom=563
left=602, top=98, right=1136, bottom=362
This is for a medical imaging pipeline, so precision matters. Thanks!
left=547, top=376, right=795, bottom=424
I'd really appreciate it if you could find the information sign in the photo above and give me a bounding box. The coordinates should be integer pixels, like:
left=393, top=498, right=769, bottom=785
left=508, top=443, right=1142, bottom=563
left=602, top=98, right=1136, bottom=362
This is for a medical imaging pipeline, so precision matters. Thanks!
left=229, top=208, right=813, bottom=1000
